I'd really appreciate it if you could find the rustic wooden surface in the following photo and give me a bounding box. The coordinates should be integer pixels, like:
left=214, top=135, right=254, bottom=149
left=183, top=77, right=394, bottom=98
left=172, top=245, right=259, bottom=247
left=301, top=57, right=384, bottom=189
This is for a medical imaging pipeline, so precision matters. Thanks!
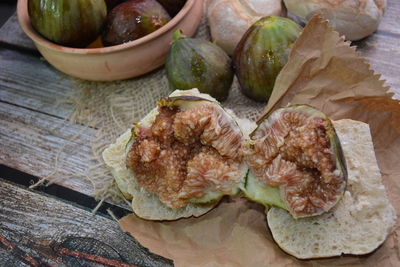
left=0, top=179, right=172, bottom=266
left=0, top=100, right=96, bottom=195
left=0, top=3, right=399, bottom=197
left=0, top=2, right=399, bottom=265
left=0, top=13, right=35, bottom=51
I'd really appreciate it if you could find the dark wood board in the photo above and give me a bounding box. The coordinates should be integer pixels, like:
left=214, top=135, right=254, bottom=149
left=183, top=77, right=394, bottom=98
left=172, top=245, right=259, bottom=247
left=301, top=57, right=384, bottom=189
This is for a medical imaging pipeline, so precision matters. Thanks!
left=0, top=179, right=172, bottom=267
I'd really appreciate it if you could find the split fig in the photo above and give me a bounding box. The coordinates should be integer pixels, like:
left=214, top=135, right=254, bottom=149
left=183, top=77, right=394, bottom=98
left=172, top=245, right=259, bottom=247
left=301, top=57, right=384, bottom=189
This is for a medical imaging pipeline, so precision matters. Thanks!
left=243, top=105, right=347, bottom=218
left=125, top=94, right=247, bottom=208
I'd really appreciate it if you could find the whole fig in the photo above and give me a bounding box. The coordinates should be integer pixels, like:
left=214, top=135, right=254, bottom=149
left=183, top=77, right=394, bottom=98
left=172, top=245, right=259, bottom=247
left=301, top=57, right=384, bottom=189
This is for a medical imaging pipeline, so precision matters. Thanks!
left=28, top=0, right=107, bottom=48
left=102, top=0, right=171, bottom=46
left=234, top=16, right=302, bottom=102
left=165, top=30, right=234, bottom=101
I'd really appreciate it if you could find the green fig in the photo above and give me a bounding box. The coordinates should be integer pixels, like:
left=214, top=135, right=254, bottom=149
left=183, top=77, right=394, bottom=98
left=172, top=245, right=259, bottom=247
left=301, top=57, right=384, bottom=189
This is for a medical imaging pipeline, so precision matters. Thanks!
left=102, top=0, right=171, bottom=46
left=165, top=30, right=234, bottom=101
left=28, top=0, right=107, bottom=48
left=234, top=16, right=302, bottom=102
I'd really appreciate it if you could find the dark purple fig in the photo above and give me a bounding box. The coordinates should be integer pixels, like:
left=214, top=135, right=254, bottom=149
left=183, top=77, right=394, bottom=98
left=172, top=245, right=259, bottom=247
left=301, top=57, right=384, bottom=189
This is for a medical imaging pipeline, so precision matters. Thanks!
left=165, top=30, right=234, bottom=101
left=28, top=0, right=107, bottom=48
left=234, top=16, right=302, bottom=102
left=157, top=0, right=187, bottom=17
left=102, top=0, right=171, bottom=46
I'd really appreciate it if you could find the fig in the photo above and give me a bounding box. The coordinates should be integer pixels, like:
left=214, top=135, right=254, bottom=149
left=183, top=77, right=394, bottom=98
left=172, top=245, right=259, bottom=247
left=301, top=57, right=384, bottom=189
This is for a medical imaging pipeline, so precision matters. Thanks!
left=234, top=16, right=302, bottom=102
left=157, top=0, right=187, bottom=17
left=125, top=93, right=247, bottom=208
left=165, top=30, right=234, bottom=101
left=242, top=105, right=347, bottom=218
left=28, top=0, right=107, bottom=48
left=102, top=0, right=171, bottom=46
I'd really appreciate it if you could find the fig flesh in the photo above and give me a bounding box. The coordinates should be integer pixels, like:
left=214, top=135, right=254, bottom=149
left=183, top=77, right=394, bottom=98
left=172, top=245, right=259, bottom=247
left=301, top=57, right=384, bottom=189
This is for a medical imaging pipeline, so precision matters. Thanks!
left=102, top=0, right=171, bottom=46
left=234, top=16, right=302, bottom=102
left=125, top=95, right=247, bottom=208
left=243, top=105, right=347, bottom=218
left=28, top=0, right=107, bottom=48
left=166, top=30, right=234, bottom=101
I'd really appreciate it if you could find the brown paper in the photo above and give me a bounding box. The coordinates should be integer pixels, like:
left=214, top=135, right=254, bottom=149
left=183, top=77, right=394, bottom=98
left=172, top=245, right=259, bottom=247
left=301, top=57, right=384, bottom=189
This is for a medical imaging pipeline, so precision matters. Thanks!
left=119, top=15, right=400, bottom=266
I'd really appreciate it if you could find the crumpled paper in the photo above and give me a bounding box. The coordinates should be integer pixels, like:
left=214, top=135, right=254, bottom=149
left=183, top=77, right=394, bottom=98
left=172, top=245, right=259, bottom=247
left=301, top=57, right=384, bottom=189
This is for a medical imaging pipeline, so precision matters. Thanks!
left=119, top=15, right=400, bottom=266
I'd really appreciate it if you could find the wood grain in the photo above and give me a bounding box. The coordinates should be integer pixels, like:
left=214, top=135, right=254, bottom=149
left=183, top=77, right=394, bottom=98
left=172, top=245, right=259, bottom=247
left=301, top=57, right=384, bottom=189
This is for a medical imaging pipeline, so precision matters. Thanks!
left=0, top=4, right=397, bottom=266
left=0, top=101, right=96, bottom=195
left=0, top=48, right=75, bottom=119
left=0, top=13, right=36, bottom=51
left=357, top=31, right=400, bottom=95
left=0, top=179, right=172, bottom=266
left=377, top=0, right=400, bottom=35
left=0, top=0, right=398, bottom=203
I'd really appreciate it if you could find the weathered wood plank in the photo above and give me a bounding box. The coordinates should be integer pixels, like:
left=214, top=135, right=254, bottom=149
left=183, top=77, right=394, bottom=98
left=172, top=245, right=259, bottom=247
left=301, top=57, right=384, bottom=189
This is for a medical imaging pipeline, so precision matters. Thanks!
left=357, top=32, right=400, bottom=94
left=0, top=0, right=398, bottom=201
left=0, top=179, right=172, bottom=266
left=0, top=13, right=36, bottom=51
left=0, top=48, right=75, bottom=119
left=0, top=101, right=95, bottom=195
left=377, top=0, right=400, bottom=35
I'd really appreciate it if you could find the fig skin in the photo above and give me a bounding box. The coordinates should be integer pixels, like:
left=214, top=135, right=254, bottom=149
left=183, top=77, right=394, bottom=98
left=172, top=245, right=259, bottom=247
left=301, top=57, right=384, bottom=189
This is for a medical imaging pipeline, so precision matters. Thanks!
left=157, top=0, right=187, bottom=17
left=165, top=30, right=234, bottom=102
left=233, top=16, right=302, bottom=102
left=28, top=0, right=107, bottom=48
left=102, top=0, right=171, bottom=46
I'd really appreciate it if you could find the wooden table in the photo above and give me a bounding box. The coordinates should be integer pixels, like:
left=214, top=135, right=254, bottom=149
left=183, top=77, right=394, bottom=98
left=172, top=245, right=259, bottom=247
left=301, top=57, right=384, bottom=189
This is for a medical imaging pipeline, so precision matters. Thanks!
left=1, top=2, right=399, bottom=266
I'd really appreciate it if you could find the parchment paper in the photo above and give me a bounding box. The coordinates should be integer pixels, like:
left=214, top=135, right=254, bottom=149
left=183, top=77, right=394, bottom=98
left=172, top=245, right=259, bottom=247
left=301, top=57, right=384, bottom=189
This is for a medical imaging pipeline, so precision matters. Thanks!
left=119, top=15, right=400, bottom=266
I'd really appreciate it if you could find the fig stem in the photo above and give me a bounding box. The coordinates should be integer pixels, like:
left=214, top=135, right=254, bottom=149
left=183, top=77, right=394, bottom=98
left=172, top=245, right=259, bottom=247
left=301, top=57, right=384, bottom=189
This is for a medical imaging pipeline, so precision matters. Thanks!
left=172, top=29, right=185, bottom=42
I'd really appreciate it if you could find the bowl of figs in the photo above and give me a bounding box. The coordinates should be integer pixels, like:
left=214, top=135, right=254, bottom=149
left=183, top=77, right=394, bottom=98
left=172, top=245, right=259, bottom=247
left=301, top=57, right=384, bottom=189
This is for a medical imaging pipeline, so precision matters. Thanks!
left=17, top=0, right=203, bottom=81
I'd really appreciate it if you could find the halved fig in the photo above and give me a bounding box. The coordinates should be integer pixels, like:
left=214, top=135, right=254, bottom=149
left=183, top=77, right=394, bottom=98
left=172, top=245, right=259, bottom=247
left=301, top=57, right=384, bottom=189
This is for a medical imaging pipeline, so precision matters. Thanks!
left=243, top=105, right=347, bottom=218
left=125, top=94, right=247, bottom=209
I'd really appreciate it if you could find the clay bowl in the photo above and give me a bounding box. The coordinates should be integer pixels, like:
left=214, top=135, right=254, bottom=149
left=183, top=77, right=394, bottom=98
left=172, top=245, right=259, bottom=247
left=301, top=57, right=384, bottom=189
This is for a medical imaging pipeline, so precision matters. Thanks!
left=17, top=0, right=203, bottom=81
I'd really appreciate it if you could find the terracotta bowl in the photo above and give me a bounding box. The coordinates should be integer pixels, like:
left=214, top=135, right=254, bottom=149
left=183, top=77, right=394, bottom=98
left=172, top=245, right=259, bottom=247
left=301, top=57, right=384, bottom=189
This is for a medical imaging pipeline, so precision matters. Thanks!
left=17, top=0, right=204, bottom=81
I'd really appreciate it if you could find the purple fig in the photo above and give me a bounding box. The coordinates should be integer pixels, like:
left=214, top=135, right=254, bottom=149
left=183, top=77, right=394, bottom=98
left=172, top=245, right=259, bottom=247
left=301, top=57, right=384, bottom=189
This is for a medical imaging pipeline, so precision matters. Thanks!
left=102, top=0, right=171, bottom=46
